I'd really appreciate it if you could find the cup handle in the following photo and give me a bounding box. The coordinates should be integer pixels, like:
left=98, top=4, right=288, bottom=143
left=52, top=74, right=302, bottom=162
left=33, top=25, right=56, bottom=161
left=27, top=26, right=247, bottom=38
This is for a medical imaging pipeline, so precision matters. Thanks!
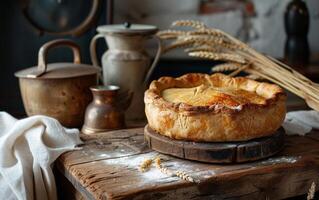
left=143, top=35, right=162, bottom=85
left=28, top=39, right=81, bottom=78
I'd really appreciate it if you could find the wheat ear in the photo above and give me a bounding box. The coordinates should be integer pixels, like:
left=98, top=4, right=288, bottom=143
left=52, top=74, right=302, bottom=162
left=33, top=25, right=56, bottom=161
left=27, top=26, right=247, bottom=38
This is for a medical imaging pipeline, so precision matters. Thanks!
left=189, top=51, right=246, bottom=64
left=139, top=158, right=153, bottom=172
left=154, top=157, right=196, bottom=183
left=157, top=30, right=187, bottom=39
left=154, top=157, right=174, bottom=176
left=187, top=29, right=225, bottom=38
left=245, top=74, right=262, bottom=80
left=211, top=63, right=243, bottom=72
left=185, top=46, right=221, bottom=53
left=175, top=170, right=195, bottom=183
left=307, top=182, right=316, bottom=200
left=172, top=20, right=206, bottom=30
left=162, top=39, right=197, bottom=54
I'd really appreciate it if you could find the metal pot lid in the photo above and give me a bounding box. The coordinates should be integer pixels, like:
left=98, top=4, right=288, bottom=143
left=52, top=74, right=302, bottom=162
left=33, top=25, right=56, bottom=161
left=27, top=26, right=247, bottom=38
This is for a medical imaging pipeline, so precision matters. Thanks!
left=15, top=63, right=101, bottom=79
left=97, top=22, right=158, bottom=35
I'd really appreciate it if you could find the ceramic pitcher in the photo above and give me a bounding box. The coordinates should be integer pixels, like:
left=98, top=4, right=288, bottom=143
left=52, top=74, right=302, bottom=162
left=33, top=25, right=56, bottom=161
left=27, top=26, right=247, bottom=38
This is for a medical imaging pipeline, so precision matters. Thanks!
left=90, top=23, right=162, bottom=120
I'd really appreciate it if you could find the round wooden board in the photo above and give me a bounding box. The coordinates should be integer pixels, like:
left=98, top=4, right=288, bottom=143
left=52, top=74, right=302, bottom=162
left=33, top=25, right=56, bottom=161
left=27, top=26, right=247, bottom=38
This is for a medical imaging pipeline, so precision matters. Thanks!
left=144, top=125, right=285, bottom=163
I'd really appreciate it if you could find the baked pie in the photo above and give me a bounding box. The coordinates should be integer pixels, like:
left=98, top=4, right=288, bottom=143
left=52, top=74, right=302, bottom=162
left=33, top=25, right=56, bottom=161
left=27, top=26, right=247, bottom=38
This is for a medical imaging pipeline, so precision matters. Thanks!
left=144, top=73, right=286, bottom=142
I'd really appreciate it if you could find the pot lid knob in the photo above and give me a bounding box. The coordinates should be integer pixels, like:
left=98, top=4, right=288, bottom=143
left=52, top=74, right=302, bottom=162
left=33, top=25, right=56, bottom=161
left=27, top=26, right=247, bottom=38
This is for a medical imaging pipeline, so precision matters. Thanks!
left=124, top=22, right=131, bottom=29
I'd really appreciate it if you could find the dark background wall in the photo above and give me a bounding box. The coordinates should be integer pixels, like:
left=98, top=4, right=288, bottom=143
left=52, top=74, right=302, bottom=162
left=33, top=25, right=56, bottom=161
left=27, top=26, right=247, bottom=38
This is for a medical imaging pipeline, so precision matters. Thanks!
left=0, top=1, right=213, bottom=117
left=0, top=0, right=104, bottom=116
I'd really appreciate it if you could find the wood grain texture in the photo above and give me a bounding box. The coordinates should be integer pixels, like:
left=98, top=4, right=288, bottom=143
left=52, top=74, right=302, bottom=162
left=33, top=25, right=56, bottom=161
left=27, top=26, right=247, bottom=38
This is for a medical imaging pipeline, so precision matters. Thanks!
left=144, top=125, right=284, bottom=163
left=56, top=128, right=319, bottom=200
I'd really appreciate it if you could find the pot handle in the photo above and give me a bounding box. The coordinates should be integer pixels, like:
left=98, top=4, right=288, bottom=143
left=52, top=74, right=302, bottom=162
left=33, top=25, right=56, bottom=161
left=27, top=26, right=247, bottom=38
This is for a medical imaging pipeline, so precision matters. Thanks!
left=143, top=35, right=162, bottom=85
left=29, top=39, right=81, bottom=78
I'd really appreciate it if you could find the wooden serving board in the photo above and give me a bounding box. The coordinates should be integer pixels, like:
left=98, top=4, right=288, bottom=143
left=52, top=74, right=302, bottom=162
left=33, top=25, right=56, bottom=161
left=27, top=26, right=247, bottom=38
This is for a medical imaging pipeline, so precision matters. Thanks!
left=144, top=125, right=285, bottom=163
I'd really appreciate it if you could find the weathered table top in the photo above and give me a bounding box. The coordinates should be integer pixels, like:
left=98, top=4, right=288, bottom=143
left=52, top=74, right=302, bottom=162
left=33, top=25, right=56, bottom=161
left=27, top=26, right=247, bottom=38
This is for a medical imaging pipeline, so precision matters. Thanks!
left=56, top=127, right=319, bottom=200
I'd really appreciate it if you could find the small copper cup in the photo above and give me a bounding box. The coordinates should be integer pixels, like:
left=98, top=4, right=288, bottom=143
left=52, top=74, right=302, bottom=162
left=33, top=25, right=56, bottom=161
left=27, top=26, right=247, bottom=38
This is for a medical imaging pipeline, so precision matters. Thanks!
left=82, top=85, right=132, bottom=134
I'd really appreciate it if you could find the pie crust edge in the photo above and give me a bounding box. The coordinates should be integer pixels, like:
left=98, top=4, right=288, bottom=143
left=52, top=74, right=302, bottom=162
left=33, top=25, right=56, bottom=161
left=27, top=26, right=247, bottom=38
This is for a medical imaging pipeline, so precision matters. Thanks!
left=144, top=73, right=287, bottom=142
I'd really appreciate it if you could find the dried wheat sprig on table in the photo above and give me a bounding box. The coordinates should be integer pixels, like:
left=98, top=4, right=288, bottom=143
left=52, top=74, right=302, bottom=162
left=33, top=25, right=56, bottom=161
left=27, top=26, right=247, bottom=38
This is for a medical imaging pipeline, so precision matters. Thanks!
left=154, top=156, right=174, bottom=176
left=157, top=20, right=319, bottom=111
left=139, top=158, right=153, bottom=172
left=155, top=157, right=196, bottom=183
left=139, top=156, right=197, bottom=183
left=175, top=170, right=195, bottom=183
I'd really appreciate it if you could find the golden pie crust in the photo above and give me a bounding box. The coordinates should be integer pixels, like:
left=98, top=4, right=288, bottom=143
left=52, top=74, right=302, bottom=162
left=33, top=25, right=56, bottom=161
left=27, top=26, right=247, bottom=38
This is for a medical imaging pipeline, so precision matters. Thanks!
left=144, top=73, right=286, bottom=142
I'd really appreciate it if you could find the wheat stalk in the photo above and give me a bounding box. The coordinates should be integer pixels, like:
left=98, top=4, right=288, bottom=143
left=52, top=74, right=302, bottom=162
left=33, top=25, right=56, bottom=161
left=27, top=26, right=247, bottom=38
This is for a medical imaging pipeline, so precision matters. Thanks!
left=187, top=29, right=225, bottom=37
left=229, top=63, right=250, bottom=77
left=157, top=30, right=187, bottom=39
left=307, top=182, right=316, bottom=200
left=185, top=47, right=221, bottom=53
left=245, top=74, right=262, bottom=80
left=175, top=170, right=195, bottom=183
left=211, top=63, right=243, bottom=72
left=157, top=30, right=187, bottom=36
left=139, top=156, right=196, bottom=183
left=189, top=51, right=247, bottom=64
left=154, top=157, right=174, bottom=176
left=154, top=156, right=196, bottom=183
left=172, top=20, right=206, bottom=30
left=162, top=39, right=197, bottom=53
left=182, top=36, right=225, bottom=45
left=180, top=36, right=244, bottom=50
left=158, top=20, right=319, bottom=111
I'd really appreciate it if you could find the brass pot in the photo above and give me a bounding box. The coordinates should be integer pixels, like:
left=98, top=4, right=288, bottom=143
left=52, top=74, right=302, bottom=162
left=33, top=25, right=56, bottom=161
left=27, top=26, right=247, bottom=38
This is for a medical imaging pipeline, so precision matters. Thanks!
left=15, top=39, right=100, bottom=128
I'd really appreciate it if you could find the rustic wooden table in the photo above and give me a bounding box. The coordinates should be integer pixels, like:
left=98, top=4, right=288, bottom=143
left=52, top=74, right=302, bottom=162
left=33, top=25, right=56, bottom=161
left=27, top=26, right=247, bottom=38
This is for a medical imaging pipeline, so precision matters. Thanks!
left=55, top=126, right=319, bottom=200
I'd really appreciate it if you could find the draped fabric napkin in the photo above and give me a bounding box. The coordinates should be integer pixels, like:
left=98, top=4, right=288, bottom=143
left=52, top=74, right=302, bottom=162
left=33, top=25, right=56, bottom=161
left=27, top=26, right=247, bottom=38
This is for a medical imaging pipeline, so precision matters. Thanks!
left=283, top=110, right=319, bottom=136
left=0, top=112, right=82, bottom=200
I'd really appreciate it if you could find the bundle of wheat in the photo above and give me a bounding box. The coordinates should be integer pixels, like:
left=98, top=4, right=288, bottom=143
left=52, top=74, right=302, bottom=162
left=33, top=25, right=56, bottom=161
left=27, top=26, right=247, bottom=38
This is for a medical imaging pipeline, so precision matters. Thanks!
left=157, top=20, right=319, bottom=111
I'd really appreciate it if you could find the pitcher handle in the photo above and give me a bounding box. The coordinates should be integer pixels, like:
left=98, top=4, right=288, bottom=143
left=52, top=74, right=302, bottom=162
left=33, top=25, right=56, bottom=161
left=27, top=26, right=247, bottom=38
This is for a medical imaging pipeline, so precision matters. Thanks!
left=143, top=35, right=162, bottom=85
left=90, top=33, right=107, bottom=67
left=90, top=33, right=107, bottom=84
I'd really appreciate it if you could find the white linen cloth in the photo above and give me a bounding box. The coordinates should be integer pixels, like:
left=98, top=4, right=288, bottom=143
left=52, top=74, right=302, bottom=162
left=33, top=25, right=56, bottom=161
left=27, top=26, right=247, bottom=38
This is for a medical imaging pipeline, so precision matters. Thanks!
left=0, top=112, right=82, bottom=200
left=283, top=110, right=319, bottom=136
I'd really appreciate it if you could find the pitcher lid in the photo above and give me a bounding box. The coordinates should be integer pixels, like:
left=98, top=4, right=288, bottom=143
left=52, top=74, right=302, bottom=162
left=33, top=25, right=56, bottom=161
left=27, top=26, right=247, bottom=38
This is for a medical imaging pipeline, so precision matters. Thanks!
left=97, top=22, right=158, bottom=35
